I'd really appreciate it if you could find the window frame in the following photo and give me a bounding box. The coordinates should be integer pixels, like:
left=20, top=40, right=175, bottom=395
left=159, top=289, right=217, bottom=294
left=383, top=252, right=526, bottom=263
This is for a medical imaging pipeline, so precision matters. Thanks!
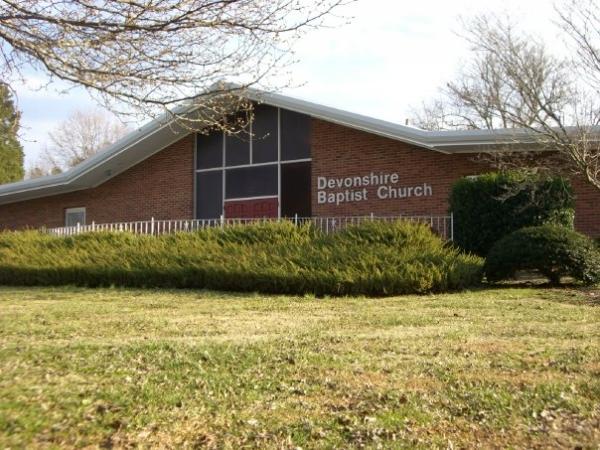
left=195, top=106, right=312, bottom=219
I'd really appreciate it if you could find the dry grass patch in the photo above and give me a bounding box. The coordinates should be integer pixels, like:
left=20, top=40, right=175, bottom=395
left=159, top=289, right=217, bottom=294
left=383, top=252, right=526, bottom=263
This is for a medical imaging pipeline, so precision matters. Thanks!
left=0, top=286, right=598, bottom=449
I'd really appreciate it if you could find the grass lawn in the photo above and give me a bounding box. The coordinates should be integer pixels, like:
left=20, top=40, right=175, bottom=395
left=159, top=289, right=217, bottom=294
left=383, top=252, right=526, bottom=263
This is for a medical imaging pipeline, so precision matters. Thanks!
left=0, top=287, right=598, bottom=449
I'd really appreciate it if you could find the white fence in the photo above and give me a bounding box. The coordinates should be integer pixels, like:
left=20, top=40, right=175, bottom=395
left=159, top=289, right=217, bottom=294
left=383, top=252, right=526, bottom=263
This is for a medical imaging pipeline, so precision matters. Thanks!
left=46, top=214, right=454, bottom=241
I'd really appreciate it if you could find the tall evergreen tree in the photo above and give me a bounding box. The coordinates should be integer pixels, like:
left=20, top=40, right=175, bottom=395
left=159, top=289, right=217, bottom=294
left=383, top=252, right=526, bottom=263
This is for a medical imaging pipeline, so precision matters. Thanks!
left=0, top=83, right=24, bottom=184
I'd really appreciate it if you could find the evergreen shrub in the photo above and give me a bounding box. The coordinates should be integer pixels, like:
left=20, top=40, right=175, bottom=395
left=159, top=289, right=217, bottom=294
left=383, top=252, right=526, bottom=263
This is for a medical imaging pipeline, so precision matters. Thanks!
left=449, top=171, right=574, bottom=256
left=0, top=221, right=483, bottom=296
left=484, top=225, right=600, bottom=285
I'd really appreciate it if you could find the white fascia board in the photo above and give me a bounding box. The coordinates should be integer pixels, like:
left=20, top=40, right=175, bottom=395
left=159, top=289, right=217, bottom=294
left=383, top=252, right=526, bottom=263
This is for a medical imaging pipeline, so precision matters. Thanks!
left=429, top=126, right=600, bottom=152
left=244, top=90, right=588, bottom=152
left=245, top=90, right=443, bottom=152
left=0, top=103, right=196, bottom=203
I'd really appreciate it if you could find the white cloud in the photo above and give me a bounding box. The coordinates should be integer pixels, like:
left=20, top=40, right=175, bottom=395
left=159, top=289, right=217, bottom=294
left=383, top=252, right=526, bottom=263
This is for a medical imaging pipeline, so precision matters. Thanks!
left=283, top=0, right=562, bottom=122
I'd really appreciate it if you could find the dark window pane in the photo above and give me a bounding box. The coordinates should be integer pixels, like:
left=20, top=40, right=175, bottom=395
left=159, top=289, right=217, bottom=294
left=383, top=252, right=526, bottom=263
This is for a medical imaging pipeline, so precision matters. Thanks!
left=226, top=165, right=278, bottom=199
left=196, top=171, right=223, bottom=219
left=197, top=132, right=223, bottom=169
left=281, top=162, right=311, bottom=217
left=225, top=113, right=250, bottom=166
left=225, top=133, right=250, bottom=166
left=253, top=104, right=278, bottom=163
left=281, top=109, right=311, bottom=161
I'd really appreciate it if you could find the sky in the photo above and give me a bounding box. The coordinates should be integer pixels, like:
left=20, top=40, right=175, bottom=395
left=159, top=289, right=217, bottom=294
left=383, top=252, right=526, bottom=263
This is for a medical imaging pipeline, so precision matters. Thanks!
left=15, top=0, right=561, bottom=168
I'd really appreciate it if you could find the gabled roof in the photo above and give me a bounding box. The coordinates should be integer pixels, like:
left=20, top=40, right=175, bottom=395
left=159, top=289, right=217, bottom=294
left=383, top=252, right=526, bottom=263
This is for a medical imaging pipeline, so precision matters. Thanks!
left=0, top=87, right=540, bottom=206
left=253, top=90, right=536, bottom=151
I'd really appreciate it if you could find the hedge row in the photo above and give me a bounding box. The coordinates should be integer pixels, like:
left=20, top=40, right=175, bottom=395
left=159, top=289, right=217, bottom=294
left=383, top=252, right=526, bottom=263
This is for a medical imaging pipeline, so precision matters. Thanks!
left=0, top=221, right=483, bottom=296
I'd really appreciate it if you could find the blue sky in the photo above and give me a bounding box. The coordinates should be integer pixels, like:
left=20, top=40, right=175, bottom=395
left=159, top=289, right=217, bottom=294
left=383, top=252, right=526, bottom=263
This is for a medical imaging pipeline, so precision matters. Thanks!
left=15, top=0, right=558, bottom=167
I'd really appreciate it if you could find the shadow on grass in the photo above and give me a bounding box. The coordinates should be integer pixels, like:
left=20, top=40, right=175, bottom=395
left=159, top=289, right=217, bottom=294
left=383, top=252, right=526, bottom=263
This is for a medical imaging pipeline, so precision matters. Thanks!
left=1, top=281, right=598, bottom=306
left=482, top=273, right=600, bottom=306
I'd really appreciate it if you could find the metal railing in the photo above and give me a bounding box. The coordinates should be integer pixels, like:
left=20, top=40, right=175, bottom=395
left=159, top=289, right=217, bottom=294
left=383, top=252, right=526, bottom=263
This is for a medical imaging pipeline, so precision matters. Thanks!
left=46, top=213, right=454, bottom=241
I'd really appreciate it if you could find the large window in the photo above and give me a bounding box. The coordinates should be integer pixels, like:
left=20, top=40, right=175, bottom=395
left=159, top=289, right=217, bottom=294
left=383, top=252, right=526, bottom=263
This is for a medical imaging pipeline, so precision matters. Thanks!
left=195, top=106, right=312, bottom=219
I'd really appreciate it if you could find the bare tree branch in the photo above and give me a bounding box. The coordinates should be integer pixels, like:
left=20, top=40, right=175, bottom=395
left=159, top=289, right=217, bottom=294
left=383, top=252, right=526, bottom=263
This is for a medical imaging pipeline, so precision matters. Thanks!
left=0, top=0, right=351, bottom=127
left=28, top=108, right=129, bottom=178
left=411, top=12, right=600, bottom=191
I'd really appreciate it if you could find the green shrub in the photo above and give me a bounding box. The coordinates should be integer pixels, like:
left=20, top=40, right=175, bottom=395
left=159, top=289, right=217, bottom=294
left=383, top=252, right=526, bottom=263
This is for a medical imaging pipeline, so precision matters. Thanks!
left=450, top=171, right=574, bottom=256
left=0, top=221, right=483, bottom=296
left=484, top=225, right=600, bottom=285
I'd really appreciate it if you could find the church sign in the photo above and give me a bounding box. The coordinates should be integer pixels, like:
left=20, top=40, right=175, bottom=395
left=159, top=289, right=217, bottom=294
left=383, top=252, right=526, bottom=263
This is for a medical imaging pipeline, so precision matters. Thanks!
left=317, top=172, right=433, bottom=206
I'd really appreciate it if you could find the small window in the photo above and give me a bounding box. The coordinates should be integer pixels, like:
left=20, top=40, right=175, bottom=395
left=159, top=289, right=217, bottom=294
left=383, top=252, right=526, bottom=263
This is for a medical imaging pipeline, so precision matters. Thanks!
left=65, top=207, right=86, bottom=227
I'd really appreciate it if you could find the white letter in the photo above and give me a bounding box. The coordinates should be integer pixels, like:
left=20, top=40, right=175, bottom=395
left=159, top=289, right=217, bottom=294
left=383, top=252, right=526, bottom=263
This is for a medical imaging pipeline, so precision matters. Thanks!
left=318, top=191, right=327, bottom=204
left=317, top=177, right=327, bottom=190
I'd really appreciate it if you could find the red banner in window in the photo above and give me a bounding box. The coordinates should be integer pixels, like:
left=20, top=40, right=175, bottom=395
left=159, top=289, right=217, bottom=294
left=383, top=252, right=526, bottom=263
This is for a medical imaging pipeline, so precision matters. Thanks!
left=224, top=197, right=278, bottom=219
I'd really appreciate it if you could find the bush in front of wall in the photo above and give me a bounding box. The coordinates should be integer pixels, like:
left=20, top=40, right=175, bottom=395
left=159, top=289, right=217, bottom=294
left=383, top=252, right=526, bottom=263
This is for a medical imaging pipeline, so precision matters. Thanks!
left=484, top=225, right=600, bottom=285
left=0, top=220, right=483, bottom=296
left=449, top=171, right=575, bottom=256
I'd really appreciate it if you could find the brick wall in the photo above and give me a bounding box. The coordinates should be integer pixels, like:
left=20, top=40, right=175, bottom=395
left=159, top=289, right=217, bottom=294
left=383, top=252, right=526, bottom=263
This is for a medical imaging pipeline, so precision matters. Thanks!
left=0, top=118, right=598, bottom=238
left=0, top=135, right=195, bottom=230
left=310, top=119, right=600, bottom=237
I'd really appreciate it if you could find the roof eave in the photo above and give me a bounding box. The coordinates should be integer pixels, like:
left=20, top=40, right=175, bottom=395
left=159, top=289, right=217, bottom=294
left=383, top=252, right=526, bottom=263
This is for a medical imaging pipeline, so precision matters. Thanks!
left=3, top=87, right=590, bottom=207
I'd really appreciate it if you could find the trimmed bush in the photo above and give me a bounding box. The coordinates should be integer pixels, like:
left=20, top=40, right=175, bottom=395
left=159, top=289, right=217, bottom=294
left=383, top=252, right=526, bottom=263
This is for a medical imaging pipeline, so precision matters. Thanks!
left=0, top=221, right=483, bottom=296
left=450, top=171, right=574, bottom=256
left=485, top=225, right=600, bottom=285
